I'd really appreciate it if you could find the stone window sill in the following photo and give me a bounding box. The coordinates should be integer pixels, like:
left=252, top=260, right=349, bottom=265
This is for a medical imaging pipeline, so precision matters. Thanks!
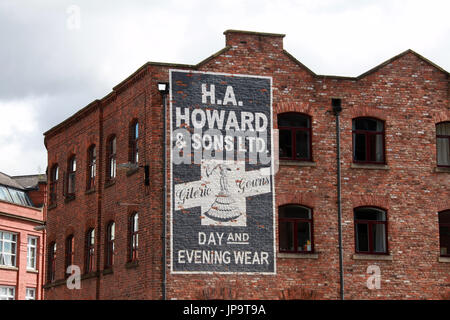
left=0, top=265, right=18, bottom=271
left=64, top=195, right=76, bottom=203
left=125, top=260, right=139, bottom=269
left=104, top=179, right=116, bottom=189
left=279, top=160, right=316, bottom=167
left=352, top=254, right=393, bottom=261
left=81, top=271, right=99, bottom=280
left=43, top=279, right=66, bottom=289
left=102, top=268, right=113, bottom=275
left=438, top=256, right=450, bottom=263
left=85, top=188, right=96, bottom=195
left=351, top=163, right=389, bottom=170
left=26, top=269, right=39, bottom=274
left=126, top=167, right=139, bottom=177
left=434, top=167, right=450, bottom=173
left=277, top=252, right=319, bottom=259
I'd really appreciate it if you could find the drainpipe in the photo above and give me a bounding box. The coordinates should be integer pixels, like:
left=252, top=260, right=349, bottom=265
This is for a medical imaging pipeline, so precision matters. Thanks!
left=158, top=82, right=169, bottom=300
left=332, top=98, right=344, bottom=300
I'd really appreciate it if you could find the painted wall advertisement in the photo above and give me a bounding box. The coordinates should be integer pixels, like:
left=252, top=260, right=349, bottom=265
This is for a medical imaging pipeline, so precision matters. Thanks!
left=170, top=70, right=275, bottom=274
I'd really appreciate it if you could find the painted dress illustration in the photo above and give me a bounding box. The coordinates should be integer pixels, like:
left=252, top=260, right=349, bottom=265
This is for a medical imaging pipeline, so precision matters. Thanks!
left=205, top=164, right=242, bottom=222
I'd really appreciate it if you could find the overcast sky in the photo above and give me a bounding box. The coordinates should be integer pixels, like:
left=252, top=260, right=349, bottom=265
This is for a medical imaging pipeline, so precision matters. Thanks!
left=0, top=0, right=449, bottom=176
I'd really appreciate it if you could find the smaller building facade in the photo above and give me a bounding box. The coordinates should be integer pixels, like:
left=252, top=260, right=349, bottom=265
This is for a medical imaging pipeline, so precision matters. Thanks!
left=0, top=172, right=46, bottom=300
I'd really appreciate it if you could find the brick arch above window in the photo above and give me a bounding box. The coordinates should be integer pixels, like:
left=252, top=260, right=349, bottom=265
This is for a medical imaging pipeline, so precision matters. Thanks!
left=432, top=111, right=450, bottom=125
left=274, top=102, right=314, bottom=123
left=276, top=192, right=317, bottom=209
left=351, top=195, right=390, bottom=210
left=46, top=235, right=57, bottom=244
left=349, top=106, right=387, bottom=121
left=437, top=200, right=450, bottom=213
left=103, top=212, right=116, bottom=226
left=64, top=226, right=76, bottom=238
left=84, top=218, right=96, bottom=231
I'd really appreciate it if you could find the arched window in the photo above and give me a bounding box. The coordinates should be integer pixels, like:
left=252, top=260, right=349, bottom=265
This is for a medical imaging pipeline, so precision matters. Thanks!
left=85, top=228, right=95, bottom=273
left=105, top=222, right=115, bottom=268
left=436, top=122, right=450, bottom=167
left=354, top=207, right=388, bottom=254
left=439, top=210, right=450, bottom=257
left=129, top=120, right=139, bottom=164
left=65, top=235, right=74, bottom=278
left=352, top=117, right=385, bottom=164
left=107, top=136, right=117, bottom=180
left=49, top=164, right=58, bottom=206
left=129, top=212, right=139, bottom=261
left=87, top=145, right=96, bottom=190
left=279, top=205, right=313, bottom=253
left=67, top=155, right=76, bottom=196
left=278, top=113, right=312, bottom=161
left=47, top=242, right=56, bottom=283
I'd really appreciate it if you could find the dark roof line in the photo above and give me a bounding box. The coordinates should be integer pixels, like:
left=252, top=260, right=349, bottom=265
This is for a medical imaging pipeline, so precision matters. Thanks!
left=0, top=172, right=25, bottom=190
left=356, top=49, right=449, bottom=79
left=286, top=48, right=449, bottom=80
left=224, top=29, right=286, bottom=38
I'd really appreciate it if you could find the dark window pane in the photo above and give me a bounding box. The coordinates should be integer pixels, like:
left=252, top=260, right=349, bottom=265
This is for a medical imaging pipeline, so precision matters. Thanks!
left=356, top=223, right=369, bottom=252
left=368, top=134, right=376, bottom=161
left=439, top=211, right=450, bottom=224
left=440, top=226, right=450, bottom=256
left=279, top=205, right=311, bottom=219
left=52, top=166, right=59, bottom=180
left=437, top=137, right=450, bottom=166
left=279, top=130, right=292, bottom=158
left=372, top=224, right=386, bottom=253
left=279, top=221, right=294, bottom=251
left=278, top=114, right=310, bottom=128
left=354, top=133, right=366, bottom=161
left=436, top=122, right=450, bottom=135
left=355, top=208, right=386, bottom=221
left=297, top=222, right=312, bottom=252
left=112, top=137, right=116, bottom=154
left=354, top=118, right=381, bottom=131
left=295, top=130, right=310, bottom=159
left=68, top=174, right=75, bottom=194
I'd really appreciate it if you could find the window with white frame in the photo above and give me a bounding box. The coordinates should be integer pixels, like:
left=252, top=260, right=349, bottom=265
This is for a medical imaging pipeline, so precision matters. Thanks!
left=25, top=288, right=36, bottom=300
left=0, top=286, right=15, bottom=300
left=27, top=236, right=38, bottom=270
left=0, top=231, right=18, bottom=267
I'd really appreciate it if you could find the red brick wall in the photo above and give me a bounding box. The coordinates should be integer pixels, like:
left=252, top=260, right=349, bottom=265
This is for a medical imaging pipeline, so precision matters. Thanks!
left=27, top=182, right=47, bottom=207
left=43, top=30, right=450, bottom=300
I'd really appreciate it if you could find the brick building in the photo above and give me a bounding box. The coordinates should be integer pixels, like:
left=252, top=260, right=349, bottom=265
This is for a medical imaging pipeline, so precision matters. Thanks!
left=43, top=30, right=449, bottom=300
left=0, top=172, right=46, bottom=300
